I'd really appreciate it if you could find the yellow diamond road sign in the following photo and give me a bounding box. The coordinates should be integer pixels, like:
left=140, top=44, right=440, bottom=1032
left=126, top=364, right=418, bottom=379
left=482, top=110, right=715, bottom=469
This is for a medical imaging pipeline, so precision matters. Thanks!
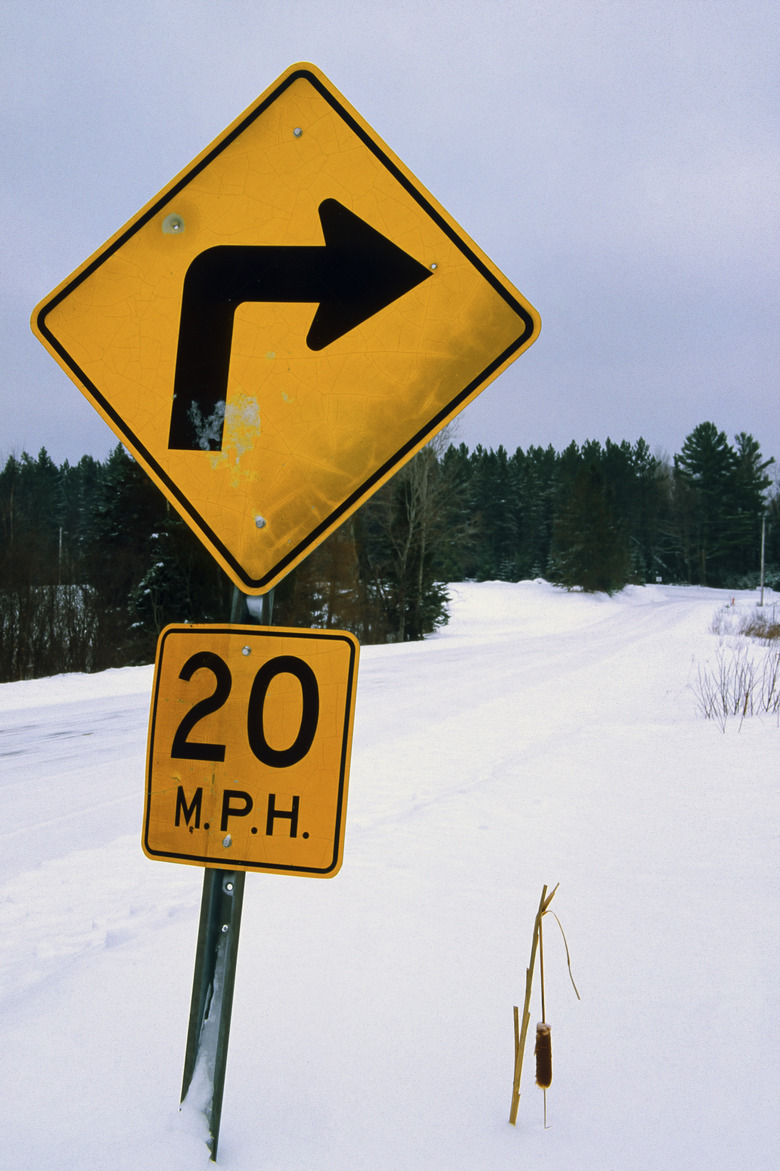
left=32, top=62, right=540, bottom=594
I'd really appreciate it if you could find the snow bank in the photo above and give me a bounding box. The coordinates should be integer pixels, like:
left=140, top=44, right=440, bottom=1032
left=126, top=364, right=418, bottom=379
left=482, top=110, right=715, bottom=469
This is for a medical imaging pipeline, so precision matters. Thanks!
left=1, top=582, right=778, bottom=1169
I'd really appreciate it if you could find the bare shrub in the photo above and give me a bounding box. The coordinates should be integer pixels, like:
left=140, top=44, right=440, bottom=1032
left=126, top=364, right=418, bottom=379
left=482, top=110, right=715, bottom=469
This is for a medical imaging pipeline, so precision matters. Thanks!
left=693, top=641, right=780, bottom=731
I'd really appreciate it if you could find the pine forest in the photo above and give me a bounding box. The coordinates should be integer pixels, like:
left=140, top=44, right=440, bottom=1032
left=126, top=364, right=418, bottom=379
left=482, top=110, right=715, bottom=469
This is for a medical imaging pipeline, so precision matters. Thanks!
left=2, top=421, right=778, bottom=681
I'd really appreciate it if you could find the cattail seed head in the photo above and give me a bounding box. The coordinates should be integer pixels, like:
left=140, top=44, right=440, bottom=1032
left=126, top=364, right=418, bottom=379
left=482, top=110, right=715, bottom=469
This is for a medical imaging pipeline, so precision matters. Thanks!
left=535, top=1022, right=552, bottom=1088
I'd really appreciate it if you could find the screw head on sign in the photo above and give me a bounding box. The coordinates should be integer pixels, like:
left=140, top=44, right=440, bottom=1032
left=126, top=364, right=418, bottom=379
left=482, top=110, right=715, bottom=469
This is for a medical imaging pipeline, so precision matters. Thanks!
left=162, top=213, right=185, bottom=234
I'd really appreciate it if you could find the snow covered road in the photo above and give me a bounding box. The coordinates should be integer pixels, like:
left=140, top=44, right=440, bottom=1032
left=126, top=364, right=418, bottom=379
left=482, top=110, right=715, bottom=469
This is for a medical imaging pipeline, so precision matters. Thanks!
left=1, top=582, right=778, bottom=1169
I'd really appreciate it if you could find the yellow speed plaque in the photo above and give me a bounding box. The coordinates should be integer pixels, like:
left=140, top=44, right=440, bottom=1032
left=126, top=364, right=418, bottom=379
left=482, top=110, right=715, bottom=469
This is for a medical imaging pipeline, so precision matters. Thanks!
left=144, top=624, right=359, bottom=876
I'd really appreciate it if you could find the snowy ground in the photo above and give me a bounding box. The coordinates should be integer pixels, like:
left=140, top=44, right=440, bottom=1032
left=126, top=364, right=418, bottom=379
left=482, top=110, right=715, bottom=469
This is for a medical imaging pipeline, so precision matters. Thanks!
left=1, top=581, right=778, bottom=1170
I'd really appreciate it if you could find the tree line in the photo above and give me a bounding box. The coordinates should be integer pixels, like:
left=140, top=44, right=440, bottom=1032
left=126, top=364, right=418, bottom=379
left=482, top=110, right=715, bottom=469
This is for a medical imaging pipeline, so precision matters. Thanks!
left=1, top=421, right=777, bottom=681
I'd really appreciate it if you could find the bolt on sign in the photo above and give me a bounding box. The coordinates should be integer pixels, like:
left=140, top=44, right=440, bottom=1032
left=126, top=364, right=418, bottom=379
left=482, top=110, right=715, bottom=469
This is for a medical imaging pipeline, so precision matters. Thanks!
left=31, top=62, right=541, bottom=595
left=144, top=625, right=359, bottom=876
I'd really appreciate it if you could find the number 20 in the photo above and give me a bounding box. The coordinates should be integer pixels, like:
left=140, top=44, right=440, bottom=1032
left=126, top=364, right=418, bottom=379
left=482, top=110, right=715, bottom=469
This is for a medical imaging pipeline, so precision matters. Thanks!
left=170, top=650, right=319, bottom=767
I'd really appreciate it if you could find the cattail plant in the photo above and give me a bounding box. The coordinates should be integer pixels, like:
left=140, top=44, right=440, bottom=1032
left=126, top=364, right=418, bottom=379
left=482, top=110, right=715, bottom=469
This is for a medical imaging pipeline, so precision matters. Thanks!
left=534, top=1022, right=552, bottom=1089
left=509, top=883, right=579, bottom=1128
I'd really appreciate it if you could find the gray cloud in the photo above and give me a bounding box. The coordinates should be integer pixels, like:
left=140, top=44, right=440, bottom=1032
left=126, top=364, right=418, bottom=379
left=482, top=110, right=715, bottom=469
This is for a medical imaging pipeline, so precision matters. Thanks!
left=3, top=0, right=778, bottom=469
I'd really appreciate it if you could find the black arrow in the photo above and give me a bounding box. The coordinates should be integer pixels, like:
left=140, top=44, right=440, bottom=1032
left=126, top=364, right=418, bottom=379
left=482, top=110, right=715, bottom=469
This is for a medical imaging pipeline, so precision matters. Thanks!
left=168, top=198, right=433, bottom=451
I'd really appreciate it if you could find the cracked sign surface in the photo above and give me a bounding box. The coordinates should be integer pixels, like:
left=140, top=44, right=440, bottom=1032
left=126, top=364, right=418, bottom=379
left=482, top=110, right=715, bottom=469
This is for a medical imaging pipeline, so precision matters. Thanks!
left=144, top=624, right=359, bottom=875
left=31, top=62, right=540, bottom=594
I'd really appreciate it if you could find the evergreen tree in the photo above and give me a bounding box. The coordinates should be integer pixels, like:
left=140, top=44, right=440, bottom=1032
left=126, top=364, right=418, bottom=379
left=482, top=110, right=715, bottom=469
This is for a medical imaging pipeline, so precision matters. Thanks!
left=7, top=449, right=62, bottom=584
left=58, top=454, right=103, bottom=584
left=600, top=437, right=667, bottom=582
left=674, top=422, right=736, bottom=584
left=674, top=423, right=773, bottom=585
left=548, top=460, right=632, bottom=593
left=513, top=444, right=558, bottom=579
left=479, top=445, right=518, bottom=579
left=729, top=432, right=774, bottom=580
left=464, top=445, right=503, bottom=579
left=0, top=454, right=20, bottom=572
left=438, top=442, right=477, bottom=580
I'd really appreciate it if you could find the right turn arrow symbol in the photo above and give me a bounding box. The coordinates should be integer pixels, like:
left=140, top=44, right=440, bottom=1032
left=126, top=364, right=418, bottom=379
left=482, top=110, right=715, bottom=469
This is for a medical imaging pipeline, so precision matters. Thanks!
left=168, top=198, right=433, bottom=452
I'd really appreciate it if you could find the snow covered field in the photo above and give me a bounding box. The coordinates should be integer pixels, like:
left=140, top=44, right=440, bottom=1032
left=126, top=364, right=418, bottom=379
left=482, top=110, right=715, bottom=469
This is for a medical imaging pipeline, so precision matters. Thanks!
left=1, top=581, right=778, bottom=1170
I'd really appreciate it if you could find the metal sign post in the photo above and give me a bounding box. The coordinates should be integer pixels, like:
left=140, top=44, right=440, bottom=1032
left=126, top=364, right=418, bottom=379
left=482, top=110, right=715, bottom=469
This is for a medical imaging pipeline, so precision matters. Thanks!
left=181, top=866, right=245, bottom=1160
left=179, top=587, right=269, bottom=1160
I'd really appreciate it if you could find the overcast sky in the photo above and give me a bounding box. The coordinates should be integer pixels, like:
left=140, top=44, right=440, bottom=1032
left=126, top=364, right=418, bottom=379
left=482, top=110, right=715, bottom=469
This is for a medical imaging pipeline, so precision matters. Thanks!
left=3, top=0, right=779, bottom=471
